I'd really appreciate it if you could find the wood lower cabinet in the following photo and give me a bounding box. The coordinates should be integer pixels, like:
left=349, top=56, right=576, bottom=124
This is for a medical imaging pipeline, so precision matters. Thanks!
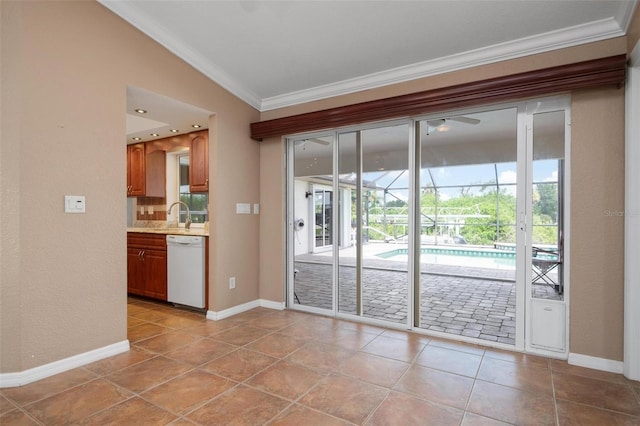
left=127, top=233, right=167, bottom=300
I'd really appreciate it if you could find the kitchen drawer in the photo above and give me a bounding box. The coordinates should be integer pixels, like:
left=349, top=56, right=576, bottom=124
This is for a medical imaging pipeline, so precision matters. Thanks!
left=127, top=233, right=166, bottom=251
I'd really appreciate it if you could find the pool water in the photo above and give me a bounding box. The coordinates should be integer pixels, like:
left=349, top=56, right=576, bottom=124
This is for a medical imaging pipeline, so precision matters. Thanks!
left=377, top=247, right=517, bottom=270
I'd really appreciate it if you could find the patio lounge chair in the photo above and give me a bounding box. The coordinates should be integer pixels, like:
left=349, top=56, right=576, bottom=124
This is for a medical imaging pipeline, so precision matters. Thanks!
left=532, top=243, right=563, bottom=295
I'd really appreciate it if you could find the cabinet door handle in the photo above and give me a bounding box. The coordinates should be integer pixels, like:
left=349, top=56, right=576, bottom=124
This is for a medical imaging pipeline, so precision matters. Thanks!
left=141, top=250, right=145, bottom=261
left=205, top=179, right=209, bottom=189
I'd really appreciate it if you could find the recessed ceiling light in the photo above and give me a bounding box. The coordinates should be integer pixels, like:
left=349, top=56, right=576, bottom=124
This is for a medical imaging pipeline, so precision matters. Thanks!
left=134, top=109, right=147, bottom=114
left=192, top=124, right=201, bottom=128
left=170, top=129, right=179, bottom=133
left=150, top=133, right=159, bottom=137
left=132, top=137, right=142, bottom=141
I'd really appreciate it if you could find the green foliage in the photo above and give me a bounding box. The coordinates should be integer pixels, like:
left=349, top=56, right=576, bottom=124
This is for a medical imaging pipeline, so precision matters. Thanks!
left=364, top=182, right=559, bottom=246
left=533, top=183, right=558, bottom=221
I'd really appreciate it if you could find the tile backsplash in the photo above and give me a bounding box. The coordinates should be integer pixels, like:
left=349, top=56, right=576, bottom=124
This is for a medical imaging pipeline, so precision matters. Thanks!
left=135, top=197, right=167, bottom=221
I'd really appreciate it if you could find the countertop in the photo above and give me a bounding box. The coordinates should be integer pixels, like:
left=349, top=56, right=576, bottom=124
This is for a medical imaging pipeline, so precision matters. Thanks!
left=127, top=227, right=209, bottom=237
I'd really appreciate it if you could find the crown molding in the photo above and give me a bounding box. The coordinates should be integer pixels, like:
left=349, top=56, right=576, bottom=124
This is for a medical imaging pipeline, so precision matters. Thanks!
left=98, top=0, right=263, bottom=110
left=618, top=0, right=639, bottom=32
left=100, top=1, right=629, bottom=113
left=251, top=55, right=627, bottom=140
left=260, top=18, right=625, bottom=111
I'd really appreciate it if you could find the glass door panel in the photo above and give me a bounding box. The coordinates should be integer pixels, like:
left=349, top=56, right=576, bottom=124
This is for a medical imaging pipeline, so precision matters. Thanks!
left=313, top=187, right=333, bottom=250
left=530, top=110, right=565, bottom=300
left=337, top=124, right=410, bottom=324
left=291, top=136, right=335, bottom=311
left=526, top=103, right=568, bottom=356
left=337, top=131, right=358, bottom=315
left=360, top=124, right=410, bottom=324
left=416, top=108, right=519, bottom=345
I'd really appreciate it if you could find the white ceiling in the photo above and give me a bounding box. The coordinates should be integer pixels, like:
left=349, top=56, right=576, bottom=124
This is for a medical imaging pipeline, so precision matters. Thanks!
left=103, top=0, right=636, bottom=113
left=126, top=86, right=212, bottom=143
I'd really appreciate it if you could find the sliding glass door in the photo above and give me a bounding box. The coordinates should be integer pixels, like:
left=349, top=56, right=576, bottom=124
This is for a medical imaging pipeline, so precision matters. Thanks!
left=415, top=108, right=520, bottom=345
left=290, top=135, right=335, bottom=312
left=336, top=123, right=411, bottom=324
left=287, top=97, right=569, bottom=357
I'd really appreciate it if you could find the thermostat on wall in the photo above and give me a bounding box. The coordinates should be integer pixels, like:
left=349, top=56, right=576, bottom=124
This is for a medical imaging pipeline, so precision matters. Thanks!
left=64, top=195, right=86, bottom=213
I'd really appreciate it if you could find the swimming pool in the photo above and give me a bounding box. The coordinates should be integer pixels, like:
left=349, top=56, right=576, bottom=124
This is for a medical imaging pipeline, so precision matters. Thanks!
left=376, top=246, right=518, bottom=270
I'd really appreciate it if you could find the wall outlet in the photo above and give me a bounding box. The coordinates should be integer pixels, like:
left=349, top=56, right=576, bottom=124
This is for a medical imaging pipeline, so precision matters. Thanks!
left=229, top=277, right=236, bottom=289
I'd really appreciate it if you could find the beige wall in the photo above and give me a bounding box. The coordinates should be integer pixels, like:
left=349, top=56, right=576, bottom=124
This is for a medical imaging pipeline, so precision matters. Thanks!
left=570, top=88, right=626, bottom=360
left=258, top=39, right=628, bottom=361
left=0, top=1, right=260, bottom=373
left=1, top=1, right=634, bottom=376
left=259, top=140, right=286, bottom=303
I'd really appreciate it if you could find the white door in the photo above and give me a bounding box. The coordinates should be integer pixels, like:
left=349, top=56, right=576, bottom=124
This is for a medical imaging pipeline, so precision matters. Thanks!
left=524, top=97, right=570, bottom=356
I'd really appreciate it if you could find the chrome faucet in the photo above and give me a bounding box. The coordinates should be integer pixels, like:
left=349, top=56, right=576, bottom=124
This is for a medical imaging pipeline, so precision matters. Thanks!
left=167, top=201, right=192, bottom=230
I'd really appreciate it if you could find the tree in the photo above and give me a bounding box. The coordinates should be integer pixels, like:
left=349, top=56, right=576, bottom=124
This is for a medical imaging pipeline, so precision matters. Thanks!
left=534, top=183, right=558, bottom=221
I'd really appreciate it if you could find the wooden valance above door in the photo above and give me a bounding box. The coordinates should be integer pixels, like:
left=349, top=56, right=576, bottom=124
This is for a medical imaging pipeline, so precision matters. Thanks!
left=250, top=54, right=626, bottom=141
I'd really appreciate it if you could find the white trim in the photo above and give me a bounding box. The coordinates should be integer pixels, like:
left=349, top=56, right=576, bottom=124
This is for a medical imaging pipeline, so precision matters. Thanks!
left=98, top=0, right=263, bottom=110
left=261, top=18, right=624, bottom=111
left=0, top=340, right=130, bottom=388
left=618, top=0, right=640, bottom=33
left=259, top=299, right=286, bottom=311
left=206, top=299, right=284, bottom=321
left=98, top=0, right=627, bottom=112
left=206, top=300, right=259, bottom=320
left=624, top=41, right=640, bottom=381
left=568, top=352, right=624, bottom=375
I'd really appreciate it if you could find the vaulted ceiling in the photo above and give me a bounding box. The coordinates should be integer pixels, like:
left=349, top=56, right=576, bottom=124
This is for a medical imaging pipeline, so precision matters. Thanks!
left=102, top=0, right=637, bottom=112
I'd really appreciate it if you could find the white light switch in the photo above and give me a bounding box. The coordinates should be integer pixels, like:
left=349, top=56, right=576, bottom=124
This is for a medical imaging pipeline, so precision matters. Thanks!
left=236, top=203, right=251, bottom=214
left=253, top=203, right=260, bottom=214
left=64, top=195, right=86, bottom=213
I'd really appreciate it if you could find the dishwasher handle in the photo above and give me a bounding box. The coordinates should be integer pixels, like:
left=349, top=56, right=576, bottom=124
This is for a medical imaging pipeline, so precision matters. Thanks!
left=166, top=235, right=204, bottom=247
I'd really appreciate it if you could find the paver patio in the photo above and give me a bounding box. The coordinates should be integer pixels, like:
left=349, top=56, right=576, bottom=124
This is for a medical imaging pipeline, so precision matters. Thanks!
left=293, top=245, right=560, bottom=346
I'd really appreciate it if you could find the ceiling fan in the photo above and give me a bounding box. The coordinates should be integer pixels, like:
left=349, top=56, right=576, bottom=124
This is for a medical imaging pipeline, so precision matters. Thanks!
left=425, top=116, right=480, bottom=134
left=426, top=116, right=480, bottom=128
left=295, top=138, right=331, bottom=148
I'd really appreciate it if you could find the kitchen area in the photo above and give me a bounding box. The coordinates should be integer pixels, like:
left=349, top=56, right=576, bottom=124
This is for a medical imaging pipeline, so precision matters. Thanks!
left=126, top=86, right=212, bottom=311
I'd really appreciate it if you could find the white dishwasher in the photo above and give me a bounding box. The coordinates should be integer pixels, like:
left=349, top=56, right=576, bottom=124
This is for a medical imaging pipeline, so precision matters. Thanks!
left=166, top=235, right=205, bottom=309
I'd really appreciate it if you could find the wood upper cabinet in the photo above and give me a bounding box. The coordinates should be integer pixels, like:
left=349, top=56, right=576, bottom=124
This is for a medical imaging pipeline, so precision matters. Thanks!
left=126, top=143, right=166, bottom=197
left=145, top=150, right=166, bottom=198
left=127, top=233, right=167, bottom=301
left=127, top=143, right=145, bottom=197
left=189, top=132, right=209, bottom=193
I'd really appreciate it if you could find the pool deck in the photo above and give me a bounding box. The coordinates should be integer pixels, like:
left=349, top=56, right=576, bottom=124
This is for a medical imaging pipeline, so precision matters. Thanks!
left=293, top=242, right=560, bottom=346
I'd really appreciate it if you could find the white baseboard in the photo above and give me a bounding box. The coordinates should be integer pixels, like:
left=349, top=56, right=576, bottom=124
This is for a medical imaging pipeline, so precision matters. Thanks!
left=259, top=299, right=285, bottom=310
left=206, top=299, right=284, bottom=321
left=0, top=340, right=130, bottom=388
left=207, top=300, right=259, bottom=320
left=568, top=352, right=624, bottom=374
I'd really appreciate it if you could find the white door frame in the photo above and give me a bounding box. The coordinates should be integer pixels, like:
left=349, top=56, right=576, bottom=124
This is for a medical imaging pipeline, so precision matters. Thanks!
left=311, top=184, right=333, bottom=253
left=624, top=42, right=640, bottom=381
left=523, top=96, right=571, bottom=358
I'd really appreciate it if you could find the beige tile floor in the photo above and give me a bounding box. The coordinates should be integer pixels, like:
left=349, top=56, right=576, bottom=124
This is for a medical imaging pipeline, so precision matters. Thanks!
left=1, top=297, right=639, bottom=425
